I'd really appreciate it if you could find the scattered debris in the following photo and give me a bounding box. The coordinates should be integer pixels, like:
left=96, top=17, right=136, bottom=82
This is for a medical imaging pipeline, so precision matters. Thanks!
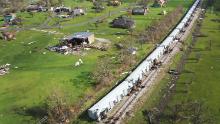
left=162, top=10, right=167, bottom=15
left=115, top=43, right=124, bottom=49
left=121, top=71, right=129, bottom=76
left=0, top=64, right=10, bottom=76
left=57, top=14, right=70, bottom=18
left=127, top=47, right=138, bottom=55
left=0, top=24, right=10, bottom=30
left=74, top=59, right=83, bottom=67
left=30, top=28, right=63, bottom=35
left=168, top=69, right=179, bottom=75
left=28, top=41, right=36, bottom=45
left=1, top=31, right=16, bottom=41
left=95, top=38, right=110, bottom=43
left=84, top=44, right=108, bottom=51
left=48, top=33, right=110, bottom=55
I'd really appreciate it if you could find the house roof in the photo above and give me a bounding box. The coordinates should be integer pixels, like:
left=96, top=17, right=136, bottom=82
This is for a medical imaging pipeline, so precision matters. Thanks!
left=65, top=32, right=93, bottom=40
left=27, top=4, right=41, bottom=10
left=132, top=7, right=146, bottom=14
left=112, top=16, right=135, bottom=28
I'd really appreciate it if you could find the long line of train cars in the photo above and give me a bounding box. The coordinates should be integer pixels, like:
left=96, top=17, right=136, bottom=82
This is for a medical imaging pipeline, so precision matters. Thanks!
left=88, top=0, right=200, bottom=121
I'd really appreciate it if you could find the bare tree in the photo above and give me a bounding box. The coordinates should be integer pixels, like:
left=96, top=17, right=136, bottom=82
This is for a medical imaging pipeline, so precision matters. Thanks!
left=92, top=56, right=114, bottom=89
left=45, top=89, right=72, bottom=124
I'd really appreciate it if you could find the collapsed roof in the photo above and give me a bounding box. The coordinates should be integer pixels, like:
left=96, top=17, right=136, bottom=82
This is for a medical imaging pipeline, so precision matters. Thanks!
left=111, top=16, right=135, bottom=29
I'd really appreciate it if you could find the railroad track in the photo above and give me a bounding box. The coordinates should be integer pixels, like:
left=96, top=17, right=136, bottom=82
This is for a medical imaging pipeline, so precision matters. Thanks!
left=101, top=8, right=201, bottom=124
left=106, top=43, right=179, bottom=124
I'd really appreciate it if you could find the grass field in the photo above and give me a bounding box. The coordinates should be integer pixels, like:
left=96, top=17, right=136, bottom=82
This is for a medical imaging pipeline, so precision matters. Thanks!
left=0, top=0, right=193, bottom=123
left=164, top=10, right=220, bottom=123
left=126, top=5, right=220, bottom=124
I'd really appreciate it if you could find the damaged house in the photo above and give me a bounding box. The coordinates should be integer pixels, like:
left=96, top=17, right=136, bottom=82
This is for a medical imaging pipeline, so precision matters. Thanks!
left=4, top=13, right=21, bottom=25
left=107, top=0, right=122, bottom=6
left=111, top=16, right=135, bottom=29
left=54, top=6, right=85, bottom=18
left=26, top=4, right=47, bottom=12
left=4, top=13, right=16, bottom=23
left=61, top=32, right=95, bottom=47
left=54, top=6, right=71, bottom=13
left=132, top=7, right=148, bottom=15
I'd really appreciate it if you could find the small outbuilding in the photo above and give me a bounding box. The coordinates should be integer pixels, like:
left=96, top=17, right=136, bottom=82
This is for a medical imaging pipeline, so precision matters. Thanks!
left=62, top=32, right=95, bottom=46
left=132, top=7, right=148, bottom=15
left=111, top=16, right=135, bottom=29
left=4, top=13, right=16, bottom=23
left=71, top=7, right=85, bottom=16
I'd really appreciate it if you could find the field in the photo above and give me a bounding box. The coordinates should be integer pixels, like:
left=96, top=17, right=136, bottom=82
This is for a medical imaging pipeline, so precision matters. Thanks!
left=0, top=0, right=193, bottom=123
left=126, top=4, right=220, bottom=124
left=164, top=10, right=220, bottom=123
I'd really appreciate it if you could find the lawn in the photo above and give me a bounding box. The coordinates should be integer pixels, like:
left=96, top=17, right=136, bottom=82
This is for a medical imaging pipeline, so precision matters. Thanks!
left=126, top=5, right=220, bottom=124
left=0, top=0, right=194, bottom=123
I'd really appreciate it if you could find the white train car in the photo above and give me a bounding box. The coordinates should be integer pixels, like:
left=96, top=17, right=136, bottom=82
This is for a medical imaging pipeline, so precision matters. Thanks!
left=170, top=29, right=180, bottom=39
left=88, top=0, right=200, bottom=121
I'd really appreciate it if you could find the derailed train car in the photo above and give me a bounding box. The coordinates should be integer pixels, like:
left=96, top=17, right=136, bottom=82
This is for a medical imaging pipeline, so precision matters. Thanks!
left=88, top=0, right=200, bottom=121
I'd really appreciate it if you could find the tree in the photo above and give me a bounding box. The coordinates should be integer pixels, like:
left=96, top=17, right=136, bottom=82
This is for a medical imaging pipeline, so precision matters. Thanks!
left=92, top=56, right=114, bottom=89
left=45, top=89, right=72, bottom=124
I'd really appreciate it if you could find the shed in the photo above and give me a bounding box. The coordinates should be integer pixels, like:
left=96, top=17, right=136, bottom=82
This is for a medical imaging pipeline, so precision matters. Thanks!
left=71, top=7, right=85, bottom=16
left=4, top=13, right=16, bottom=23
left=63, top=32, right=94, bottom=46
left=111, top=16, right=135, bottom=29
left=132, top=7, right=148, bottom=15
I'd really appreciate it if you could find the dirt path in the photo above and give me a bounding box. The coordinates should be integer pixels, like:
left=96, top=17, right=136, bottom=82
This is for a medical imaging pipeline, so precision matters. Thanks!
left=100, top=7, right=201, bottom=124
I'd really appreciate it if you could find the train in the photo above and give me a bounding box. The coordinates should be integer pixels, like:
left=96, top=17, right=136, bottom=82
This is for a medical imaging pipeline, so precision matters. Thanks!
left=88, top=0, right=201, bottom=121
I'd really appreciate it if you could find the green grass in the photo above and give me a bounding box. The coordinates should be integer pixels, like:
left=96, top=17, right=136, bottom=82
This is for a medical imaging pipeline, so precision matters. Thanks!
left=0, top=31, right=104, bottom=123
left=0, top=0, right=193, bottom=123
left=165, top=11, right=220, bottom=123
